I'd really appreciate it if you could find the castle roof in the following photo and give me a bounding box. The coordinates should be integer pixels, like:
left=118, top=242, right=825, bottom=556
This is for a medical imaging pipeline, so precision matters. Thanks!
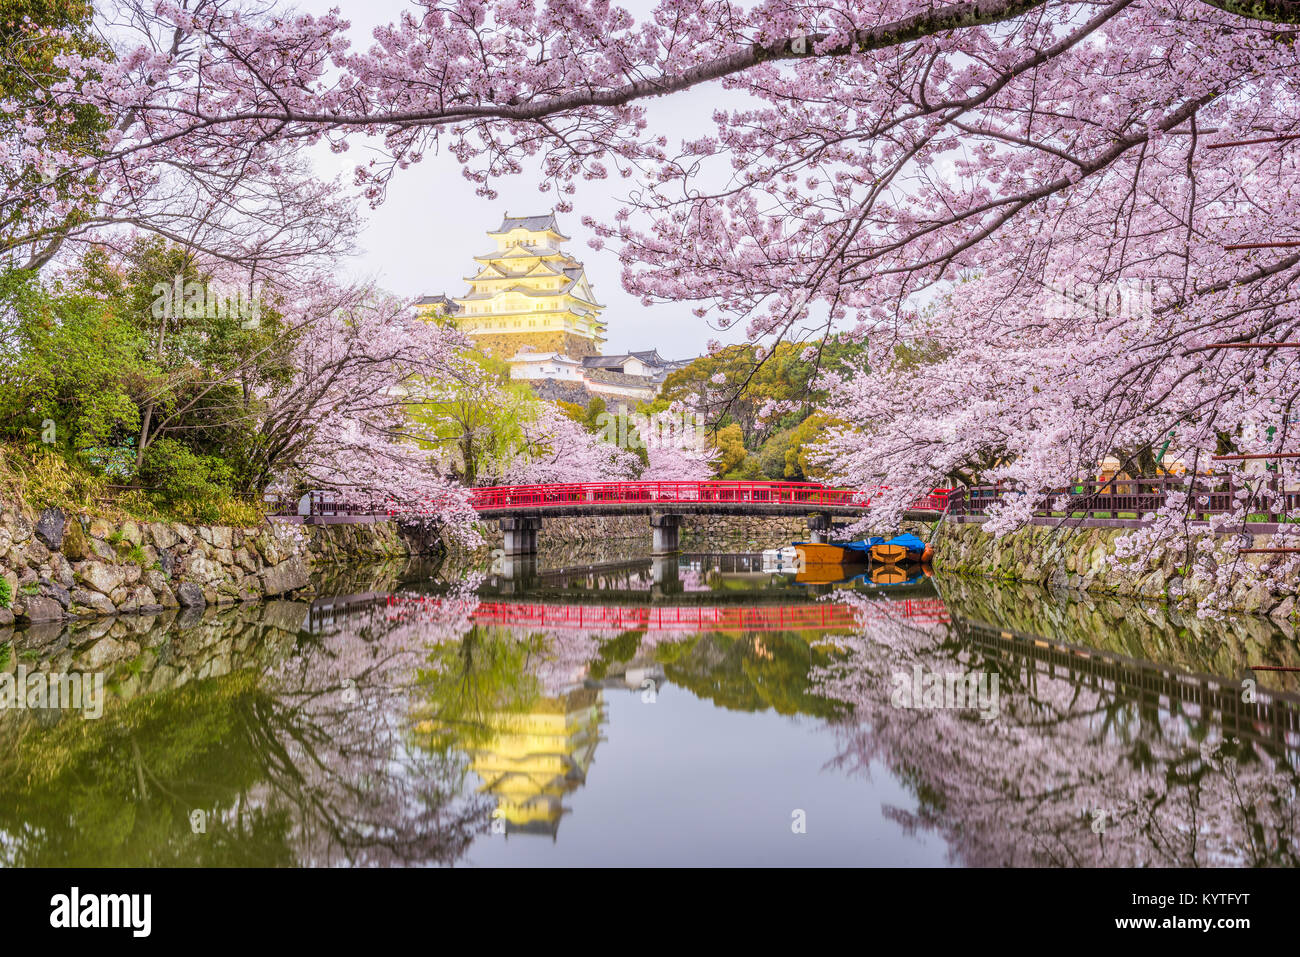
left=471, top=245, right=555, bottom=262
left=413, top=293, right=460, bottom=313
left=582, top=350, right=678, bottom=370
left=506, top=350, right=582, bottom=365
left=581, top=355, right=631, bottom=369
left=488, top=212, right=570, bottom=239
left=629, top=349, right=667, bottom=364
left=456, top=279, right=605, bottom=310
left=465, top=259, right=568, bottom=281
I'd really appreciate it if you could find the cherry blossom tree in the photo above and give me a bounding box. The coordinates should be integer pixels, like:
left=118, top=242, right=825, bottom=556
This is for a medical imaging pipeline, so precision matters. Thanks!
left=10, top=0, right=1300, bottom=599
left=248, top=280, right=479, bottom=533
left=3, top=1, right=360, bottom=274
left=639, top=407, right=721, bottom=480
left=499, top=401, right=642, bottom=484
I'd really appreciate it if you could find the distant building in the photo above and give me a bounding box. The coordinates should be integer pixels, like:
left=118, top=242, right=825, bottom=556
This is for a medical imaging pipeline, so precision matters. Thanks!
left=504, top=346, right=687, bottom=410
left=412, top=292, right=458, bottom=317
left=417, top=213, right=690, bottom=409
left=503, top=350, right=585, bottom=383
left=582, top=349, right=687, bottom=378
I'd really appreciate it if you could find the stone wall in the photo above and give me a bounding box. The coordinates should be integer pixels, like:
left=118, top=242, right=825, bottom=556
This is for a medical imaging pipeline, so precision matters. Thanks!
left=933, top=519, right=1298, bottom=621
left=938, top=576, right=1298, bottom=671
left=472, top=513, right=815, bottom=554
left=679, top=514, right=813, bottom=549
left=0, top=503, right=415, bottom=625
left=2, top=599, right=308, bottom=701
left=473, top=330, right=600, bottom=360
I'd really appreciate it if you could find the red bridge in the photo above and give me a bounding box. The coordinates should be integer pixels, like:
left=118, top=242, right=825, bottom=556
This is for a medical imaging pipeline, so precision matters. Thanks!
left=466, top=480, right=952, bottom=514
left=276, top=481, right=952, bottom=555
left=463, top=481, right=951, bottom=556
left=384, top=594, right=950, bottom=634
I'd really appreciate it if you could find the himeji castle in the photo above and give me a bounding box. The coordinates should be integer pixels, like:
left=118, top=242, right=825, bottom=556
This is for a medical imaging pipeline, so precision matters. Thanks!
left=417, top=212, right=607, bottom=359
left=417, top=212, right=687, bottom=408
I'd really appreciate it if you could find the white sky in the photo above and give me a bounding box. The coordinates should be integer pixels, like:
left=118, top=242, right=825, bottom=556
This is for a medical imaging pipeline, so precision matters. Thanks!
left=298, top=0, right=753, bottom=360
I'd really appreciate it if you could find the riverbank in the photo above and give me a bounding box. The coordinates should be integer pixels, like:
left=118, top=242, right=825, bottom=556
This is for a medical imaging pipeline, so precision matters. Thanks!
left=933, top=519, right=1298, bottom=621
left=0, top=502, right=423, bottom=625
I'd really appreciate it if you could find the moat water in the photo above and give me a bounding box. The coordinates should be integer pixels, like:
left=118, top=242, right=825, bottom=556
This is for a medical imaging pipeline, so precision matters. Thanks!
left=1, top=550, right=1297, bottom=867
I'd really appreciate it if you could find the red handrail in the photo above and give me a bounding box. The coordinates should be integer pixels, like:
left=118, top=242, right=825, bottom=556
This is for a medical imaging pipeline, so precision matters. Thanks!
left=271, top=481, right=955, bottom=518
left=466, top=481, right=953, bottom=512
left=384, top=594, right=951, bottom=631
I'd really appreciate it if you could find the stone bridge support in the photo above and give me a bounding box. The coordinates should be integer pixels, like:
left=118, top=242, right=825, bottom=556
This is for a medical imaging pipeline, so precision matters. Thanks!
left=651, top=555, right=683, bottom=596
left=650, top=512, right=682, bottom=555
left=500, top=516, right=542, bottom=556
left=807, top=512, right=834, bottom=544
left=496, top=553, right=538, bottom=593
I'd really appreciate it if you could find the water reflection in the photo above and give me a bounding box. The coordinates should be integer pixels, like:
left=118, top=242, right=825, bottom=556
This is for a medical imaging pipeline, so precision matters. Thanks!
left=0, top=553, right=1296, bottom=866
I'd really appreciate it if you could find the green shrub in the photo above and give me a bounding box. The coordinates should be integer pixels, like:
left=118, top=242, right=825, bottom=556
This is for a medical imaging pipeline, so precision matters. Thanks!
left=0, top=578, right=10, bottom=609
left=138, top=438, right=235, bottom=510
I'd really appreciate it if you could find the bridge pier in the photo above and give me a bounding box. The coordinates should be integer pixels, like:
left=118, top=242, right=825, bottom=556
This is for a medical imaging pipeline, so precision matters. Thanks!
left=807, top=512, right=834, bottom=544
left=500, top=516, right=542, bottom=556
left=651, top=555, right=683, bottom=596
left=650, top=512, right=681, bottom=555
left=496, top=553, right=538, bottom=594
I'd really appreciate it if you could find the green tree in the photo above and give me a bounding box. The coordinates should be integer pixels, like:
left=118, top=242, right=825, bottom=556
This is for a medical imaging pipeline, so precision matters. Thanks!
left=0, top=267, right=147, bottom=465
left=712, top=422, right=747, bottom=475
left=413, top=351, right=539, bottom=485
left=71, top=239, right=297, bottom=483
left=780, top=413, right=839, bottom=481
left=659, top=335, right=868, bottom=452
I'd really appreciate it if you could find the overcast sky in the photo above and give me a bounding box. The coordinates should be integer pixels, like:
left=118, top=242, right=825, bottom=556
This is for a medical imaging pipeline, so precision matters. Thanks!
left=298, top=0, right=755, bottom=360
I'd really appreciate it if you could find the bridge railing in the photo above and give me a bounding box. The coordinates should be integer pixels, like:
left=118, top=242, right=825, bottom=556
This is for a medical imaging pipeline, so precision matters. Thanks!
left=947, top=477, right=1300, bottom=524
left=270, top=482, right=958, bottom=519
left=466, top=480, right=946, bottom=511
left=384, top=594, right=951, bottom=631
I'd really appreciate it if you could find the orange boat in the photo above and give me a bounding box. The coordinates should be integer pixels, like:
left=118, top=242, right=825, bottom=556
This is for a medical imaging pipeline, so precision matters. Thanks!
left=796, top=563, right=858, bottom=585
left=795, top=543, right=868, bottom=565
left=870, top=542, right=909, bottom=564
left=870, top=533, right=928, bottom=565
left=870, top=565, right=909, bottom=585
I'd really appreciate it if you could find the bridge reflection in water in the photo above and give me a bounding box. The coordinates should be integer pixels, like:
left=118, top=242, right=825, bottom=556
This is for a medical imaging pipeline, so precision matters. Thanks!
left=302, top=555, right=1300, bottom=860
left=11, top=551, right=1300, bottom=865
